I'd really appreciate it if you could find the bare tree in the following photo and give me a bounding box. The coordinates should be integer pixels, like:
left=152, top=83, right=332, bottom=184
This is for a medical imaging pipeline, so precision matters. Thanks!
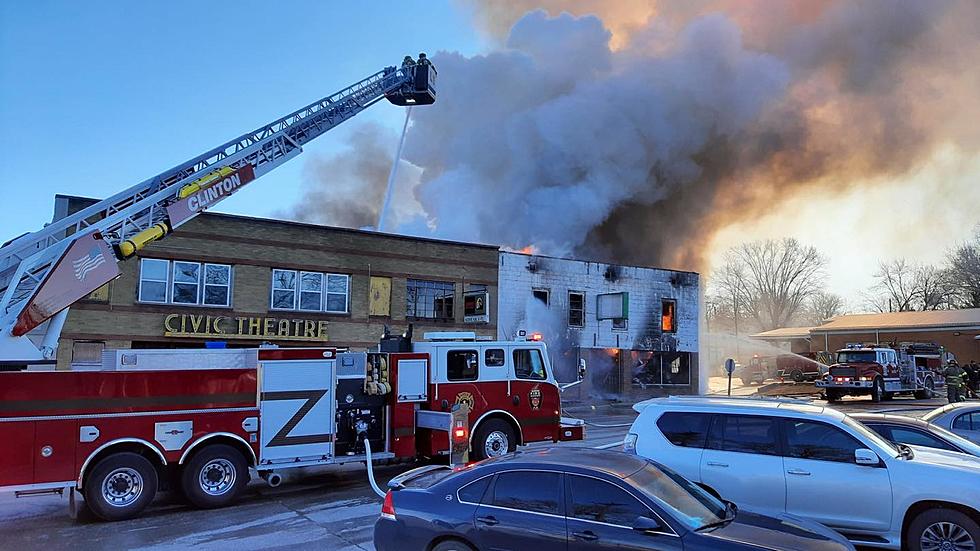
left=865, top=259, right=919, bottom=312
left=865, top=259, right=957, bottom=311
left=946, top=225, right=980, bottom=308
left=713, top=239, right=826, bottom=331
left=805, top=291, right=846, bottom=325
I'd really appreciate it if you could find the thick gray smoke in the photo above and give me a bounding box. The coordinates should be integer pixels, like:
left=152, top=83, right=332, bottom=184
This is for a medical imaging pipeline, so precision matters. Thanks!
left=296, top=1, right=980, bottom=271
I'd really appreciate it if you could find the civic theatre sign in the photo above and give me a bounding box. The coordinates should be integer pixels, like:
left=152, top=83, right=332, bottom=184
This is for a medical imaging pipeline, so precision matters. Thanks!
left=164, top=313, right=328, bottom=341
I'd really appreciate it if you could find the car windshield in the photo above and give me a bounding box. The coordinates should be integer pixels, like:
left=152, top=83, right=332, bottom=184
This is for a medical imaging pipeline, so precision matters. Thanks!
left=836, top=351, right=876, bottom=363
left=626, top=462, right=727, bottom=530
left=844, top=416, right=898, bottom=455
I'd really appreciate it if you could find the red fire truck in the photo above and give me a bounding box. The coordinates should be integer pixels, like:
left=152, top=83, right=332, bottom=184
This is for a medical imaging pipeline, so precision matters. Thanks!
left=0, top=330, right=584, bottom=520
left=816, top=342, right=946, bottom=402
left=0, top=56, right=583, bottom=521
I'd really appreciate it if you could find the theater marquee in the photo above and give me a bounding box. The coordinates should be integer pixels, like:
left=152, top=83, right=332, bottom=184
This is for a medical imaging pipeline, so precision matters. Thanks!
left=164, top=313, right=328, bottom=341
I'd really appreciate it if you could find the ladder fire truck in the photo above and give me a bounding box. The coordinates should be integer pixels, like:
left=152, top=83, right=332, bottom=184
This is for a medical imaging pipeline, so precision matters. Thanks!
left=0, top=57, right=585, bottom=521
left=816, top=342, right=947, bottom=403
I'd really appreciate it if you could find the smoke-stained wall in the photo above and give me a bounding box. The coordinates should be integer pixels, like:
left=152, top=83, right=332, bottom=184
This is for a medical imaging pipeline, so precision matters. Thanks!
left=497, top=251, right=699, bottom=399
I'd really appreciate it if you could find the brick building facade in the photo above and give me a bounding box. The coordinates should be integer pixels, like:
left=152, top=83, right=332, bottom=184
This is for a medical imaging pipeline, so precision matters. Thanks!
left=55, top=198, right=499, bottom=370
left=496, top=252, right=700, bottom=401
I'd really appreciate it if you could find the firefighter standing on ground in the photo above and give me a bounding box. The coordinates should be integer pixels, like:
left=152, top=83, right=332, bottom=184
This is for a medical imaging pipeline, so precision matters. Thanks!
left=965, top=361, right=980, bottom=399
left=944, top=360, right=966, bottom=403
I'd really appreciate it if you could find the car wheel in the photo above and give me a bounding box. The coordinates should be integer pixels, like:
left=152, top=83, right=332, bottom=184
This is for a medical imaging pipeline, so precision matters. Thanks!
left=84, top=452, right=158, bottom=521
left=907, top=508, right=979, bottom=551
left=180, top=444, right=249, bottom=509
left=432, top=539, right=476, bottom=551
left=871, top=378, right=885, bottom=403
left=471, top=419, right=516, bottom=460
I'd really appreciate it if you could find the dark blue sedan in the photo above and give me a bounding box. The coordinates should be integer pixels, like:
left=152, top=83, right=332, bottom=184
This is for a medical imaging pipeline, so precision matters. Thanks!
left=374, top=447, right=854, bottom=551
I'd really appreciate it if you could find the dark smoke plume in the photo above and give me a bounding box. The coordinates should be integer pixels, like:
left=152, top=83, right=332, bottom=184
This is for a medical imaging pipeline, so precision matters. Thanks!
left=296, top=1, right=980, bottom=271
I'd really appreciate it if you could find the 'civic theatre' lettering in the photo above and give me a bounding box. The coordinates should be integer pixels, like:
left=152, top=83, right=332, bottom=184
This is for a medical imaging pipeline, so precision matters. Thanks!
left=164, top=313, right=328, bottom=341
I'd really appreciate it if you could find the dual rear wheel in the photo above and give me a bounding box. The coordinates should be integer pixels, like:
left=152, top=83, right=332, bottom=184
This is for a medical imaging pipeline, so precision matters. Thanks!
left=83, top=444, right=249, bottom=521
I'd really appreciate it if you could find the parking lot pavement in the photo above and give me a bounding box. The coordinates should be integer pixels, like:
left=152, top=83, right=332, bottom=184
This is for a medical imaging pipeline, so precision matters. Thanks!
left=0, top=412, right=638, bottom=551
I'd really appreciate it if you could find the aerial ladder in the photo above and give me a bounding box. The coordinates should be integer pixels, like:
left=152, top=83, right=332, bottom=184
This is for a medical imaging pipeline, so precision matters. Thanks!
left=0, top=56, right=436, bottom=366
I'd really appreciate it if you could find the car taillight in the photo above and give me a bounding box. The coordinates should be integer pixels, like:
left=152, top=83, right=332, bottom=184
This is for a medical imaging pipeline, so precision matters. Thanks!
left=381, top=490, right=396, bottom=520
left=624, top=433, right=638, bottom=454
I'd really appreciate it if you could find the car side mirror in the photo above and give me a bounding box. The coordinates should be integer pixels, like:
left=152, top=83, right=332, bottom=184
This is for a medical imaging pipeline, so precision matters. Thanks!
left=632, top=516, right=663, bottom=533
left=855, top=448, right=880, bottom=466
left=578, top=359, right=587, bottom=381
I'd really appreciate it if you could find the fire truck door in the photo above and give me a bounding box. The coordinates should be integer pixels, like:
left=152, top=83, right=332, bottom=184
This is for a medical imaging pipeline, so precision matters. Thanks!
left=259, top=360, right=336, bottom=465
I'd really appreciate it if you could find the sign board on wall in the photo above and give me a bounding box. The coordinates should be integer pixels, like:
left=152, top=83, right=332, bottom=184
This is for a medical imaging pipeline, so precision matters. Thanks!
left=463, top=290, right=490, bottom=324
left=164, top=313, right=328, bottom=341
left=596, top=292, right=629, bottom=320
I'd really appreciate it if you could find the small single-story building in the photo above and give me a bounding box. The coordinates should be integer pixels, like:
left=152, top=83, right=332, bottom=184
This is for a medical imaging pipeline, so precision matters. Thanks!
left=753, top=309, right=980, bottom=362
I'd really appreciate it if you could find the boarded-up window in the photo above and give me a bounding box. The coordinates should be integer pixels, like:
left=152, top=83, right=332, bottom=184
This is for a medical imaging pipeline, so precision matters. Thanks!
left=369, top=276, right=392, bottom=316
left=72, top=341, right=104, bottom=366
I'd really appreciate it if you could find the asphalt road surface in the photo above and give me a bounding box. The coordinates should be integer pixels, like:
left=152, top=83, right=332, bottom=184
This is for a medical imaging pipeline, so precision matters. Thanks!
left=0, top=398, right=949, bottom=550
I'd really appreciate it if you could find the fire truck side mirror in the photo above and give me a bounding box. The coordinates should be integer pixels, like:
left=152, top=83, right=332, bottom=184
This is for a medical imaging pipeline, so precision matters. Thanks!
left=578, top=359, right=587, bottom=381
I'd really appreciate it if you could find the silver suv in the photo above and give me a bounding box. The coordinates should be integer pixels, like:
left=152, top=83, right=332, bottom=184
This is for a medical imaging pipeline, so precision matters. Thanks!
left=624, top=396, right=980, bottom=550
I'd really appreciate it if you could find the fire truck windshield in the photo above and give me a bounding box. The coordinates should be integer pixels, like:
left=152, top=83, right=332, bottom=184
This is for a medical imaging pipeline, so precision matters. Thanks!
left=837, top=351, right=877, bottom=364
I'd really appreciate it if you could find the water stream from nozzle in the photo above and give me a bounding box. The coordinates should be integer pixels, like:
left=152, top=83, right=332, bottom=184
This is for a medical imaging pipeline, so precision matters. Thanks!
left=377, top=106, right=412, bottom=233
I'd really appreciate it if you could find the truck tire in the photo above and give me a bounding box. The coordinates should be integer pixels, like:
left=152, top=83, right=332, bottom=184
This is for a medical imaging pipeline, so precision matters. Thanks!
left=871, top=378, right=885, bottom=403
left=471, top=419, right=516, bottom=460
left=914, top=378, right=935, bottom=400
left=790, top=369, right=805, bottom=383
left=180, top=444, right=249, bottom=509
left=84, top=452, right=158, bottom=521
left=825, top=390, right=843, bottom=403
left=906, top=508, right=979, bottom=551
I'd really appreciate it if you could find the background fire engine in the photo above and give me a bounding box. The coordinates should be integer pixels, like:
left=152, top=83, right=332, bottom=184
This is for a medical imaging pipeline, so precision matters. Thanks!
left=0, top=56, right=584, bottom=521
left=816, top=342, right=947, bottom=402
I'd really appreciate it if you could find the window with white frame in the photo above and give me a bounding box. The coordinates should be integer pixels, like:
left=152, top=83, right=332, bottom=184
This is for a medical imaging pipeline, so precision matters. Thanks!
left=138, top=258, right=231, bottom=307
left=271, top=269, right=349, bottom=313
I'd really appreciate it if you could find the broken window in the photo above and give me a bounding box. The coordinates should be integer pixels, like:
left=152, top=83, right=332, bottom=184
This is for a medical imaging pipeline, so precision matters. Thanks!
left=532, top=288, right=550, bottom=306
left=568, top=291, right=585, bottom=328
left=407, top=279, right=455, bottom=320
left=661, top=299, right=677, bottom=333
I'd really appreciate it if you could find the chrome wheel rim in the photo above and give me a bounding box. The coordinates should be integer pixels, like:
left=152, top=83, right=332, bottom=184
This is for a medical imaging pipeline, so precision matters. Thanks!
left=485, top=431, right=509, bottom=457
left=102, top=467, right=144, bottom=507
left=199, top=458, right=236, bottom=496
left=920, top=521, right=976, bottom=551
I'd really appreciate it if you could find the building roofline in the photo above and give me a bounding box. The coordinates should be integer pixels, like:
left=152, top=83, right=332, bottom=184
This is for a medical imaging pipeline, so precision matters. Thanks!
left=501, top=250, right=700, bottom=276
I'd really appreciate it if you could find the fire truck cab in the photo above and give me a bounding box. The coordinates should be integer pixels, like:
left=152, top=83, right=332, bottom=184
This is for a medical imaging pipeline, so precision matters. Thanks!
left=816, top=343, right=945, bottom=402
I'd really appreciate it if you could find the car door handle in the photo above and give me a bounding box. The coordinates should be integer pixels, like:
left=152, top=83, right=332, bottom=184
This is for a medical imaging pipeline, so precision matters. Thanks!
left=572, top=530, right=599, bottom=541
left=706, top=461, right=729, bottom=468
left=787, top=469, right=811, bottom=476
left=476, top=516, right=499, bottom=526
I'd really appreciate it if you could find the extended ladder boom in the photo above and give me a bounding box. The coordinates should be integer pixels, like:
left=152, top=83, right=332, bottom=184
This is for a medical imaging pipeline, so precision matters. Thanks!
left=0, top=56, right=436, bottom=363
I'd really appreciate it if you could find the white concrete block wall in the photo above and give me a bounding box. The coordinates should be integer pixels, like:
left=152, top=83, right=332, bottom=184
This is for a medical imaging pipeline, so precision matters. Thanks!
left=496, top=252, right=699, bottom=353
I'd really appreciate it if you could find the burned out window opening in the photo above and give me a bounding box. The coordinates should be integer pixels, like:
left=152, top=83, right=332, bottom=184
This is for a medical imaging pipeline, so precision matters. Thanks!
left=568, top=291, right=585, bottom=328
left=138, top=259, right=231, bottom=307
left=447, top=350, right=479, bottom=381
left=532, top=288, right=550, bottom=306
left=661, top=299, right=677, bottom=333
left=514, top=348, right=547, bottom=380
left=631, top=352, right=692, bottom=387
left=271, top=269, right=349, bottom=313
left=407, top=279, right=455, bottom=321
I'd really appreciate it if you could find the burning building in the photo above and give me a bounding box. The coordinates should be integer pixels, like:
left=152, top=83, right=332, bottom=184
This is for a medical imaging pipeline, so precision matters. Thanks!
left=497, top=251, right=699, bottom=402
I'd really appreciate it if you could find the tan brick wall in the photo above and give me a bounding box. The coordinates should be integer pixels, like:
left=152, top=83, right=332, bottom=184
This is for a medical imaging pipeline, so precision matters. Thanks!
left=810, top=329, right=980, bottom=362
left=58, top=214, right=499, bottom=368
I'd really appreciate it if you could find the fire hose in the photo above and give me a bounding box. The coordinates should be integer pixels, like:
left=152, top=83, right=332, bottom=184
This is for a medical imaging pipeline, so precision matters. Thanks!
left=363, top=437, right=387, bottom=499
left=561, top=409, right=634, bottom=428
